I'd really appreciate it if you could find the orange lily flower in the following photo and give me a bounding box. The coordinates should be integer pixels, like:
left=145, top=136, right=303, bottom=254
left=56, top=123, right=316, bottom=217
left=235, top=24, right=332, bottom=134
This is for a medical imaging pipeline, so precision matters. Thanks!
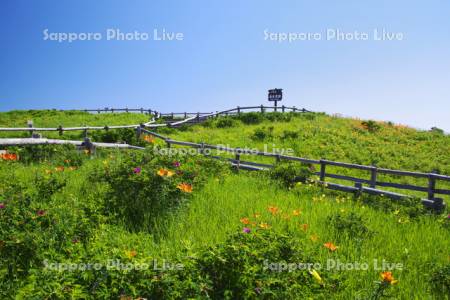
left=157, top=168, right=175, bottom=177
left=380, top=271, right=398, bottom=285
left=323, top=242, right=338, bottom=251
left=268, top=206, right=279, bottom=215
left=240, top=217, right=251, bottom=225
left=177, top=183, right=193, bottom=193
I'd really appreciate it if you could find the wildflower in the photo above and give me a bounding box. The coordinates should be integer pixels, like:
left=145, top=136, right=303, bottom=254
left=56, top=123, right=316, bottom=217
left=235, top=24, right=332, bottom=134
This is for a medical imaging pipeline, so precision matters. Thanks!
left=143, top=135, right=155, bottom=143
left=268, top=206, right=279, bottom=215
left=292, top=209, right=301, bottom=216
left=309, top=269, right=324, bottom=285
left=45, top=169, right=52, bottom=174
left=55, top=166, right=64, bottom=172
left=177, top=183, right=193, bottom=193
left=0, top=203, right=5, bottom=209
left=254, top=287, right=262, bottom=294
left=125, top=250, right=138, bottom=259
left=310, top=234, right=319, bottom=242
left=300, top=224, right=309, bottom=231
left=447, top=214, right=450, bottom=220
left=68, top=166, right=77, bottom=171
left=133, top=167, right=142, bottom=174
left=72, top=238, right=79, bottom=244
left=64, top=159, right=71, bottom=163
left=242, top=227, right=251, bottom=233
left=37, top=210, right=46, bottom=216
left=253, top=213, right=261, bottom=218
left=259, top=223, right=270, bottom=229
left=380, top=271, right=398, bottom=285
left=157, top=168, right=175, bottom=177
left=240, top=217, right=251, bottom=225
left=172, top=161, right=181, bottom=168
left=323, top=242, right=338, bottom=251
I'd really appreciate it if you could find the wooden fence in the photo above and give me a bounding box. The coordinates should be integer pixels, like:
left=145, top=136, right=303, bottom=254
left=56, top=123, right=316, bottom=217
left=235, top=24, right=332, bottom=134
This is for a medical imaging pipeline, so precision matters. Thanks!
left=0, top=105, right=447, bottom=211
left=0, top=105, right=310, bottom=135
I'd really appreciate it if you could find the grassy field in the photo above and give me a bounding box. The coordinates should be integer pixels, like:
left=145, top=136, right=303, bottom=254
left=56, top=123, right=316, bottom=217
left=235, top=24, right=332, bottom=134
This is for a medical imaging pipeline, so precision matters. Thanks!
left=0, top=110, right=449, bottom=299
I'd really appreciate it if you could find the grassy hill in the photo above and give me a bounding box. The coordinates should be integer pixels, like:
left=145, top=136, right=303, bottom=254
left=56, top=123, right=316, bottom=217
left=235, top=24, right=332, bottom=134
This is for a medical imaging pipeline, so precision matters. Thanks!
left=0, top=110, right=449, bottom=299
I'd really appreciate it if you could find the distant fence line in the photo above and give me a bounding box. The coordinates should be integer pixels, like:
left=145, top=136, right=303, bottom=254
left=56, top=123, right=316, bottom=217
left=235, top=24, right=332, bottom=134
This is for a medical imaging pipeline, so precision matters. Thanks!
left=0, top=105, right=310, bottom=135
left=1, top=124, right=448, bottom=211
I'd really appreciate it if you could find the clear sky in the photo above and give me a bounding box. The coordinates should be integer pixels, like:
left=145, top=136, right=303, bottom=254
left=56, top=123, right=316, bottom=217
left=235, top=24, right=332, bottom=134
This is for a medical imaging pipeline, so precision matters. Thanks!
left=1, top=0, right=449, bottom=131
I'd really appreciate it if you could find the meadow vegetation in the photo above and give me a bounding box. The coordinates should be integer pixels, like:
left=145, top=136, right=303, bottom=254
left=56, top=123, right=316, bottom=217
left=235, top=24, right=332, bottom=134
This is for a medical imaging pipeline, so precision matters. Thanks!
left=0, top=110, right=449, bottom=299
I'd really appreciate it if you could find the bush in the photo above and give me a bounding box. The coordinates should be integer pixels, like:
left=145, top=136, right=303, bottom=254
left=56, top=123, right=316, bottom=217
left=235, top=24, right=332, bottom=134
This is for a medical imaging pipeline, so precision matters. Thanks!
left=429, top=264, right=450, bottom=297
left=238, top=112, right=264, bottom=125
left=281, top=130, right=299, bottom=139
left=361, top=120, right=381, bottom=133
left=88, top=151, right=227, bottom=232
left=265, top=112, right=293, bottom=122
left=269, top=162, right=313, bottom=188
left=251, top=126, right=274, bottom=141
left=215, top=117, right=237, bottom=128
left=327, top=212, right=372, bottom=241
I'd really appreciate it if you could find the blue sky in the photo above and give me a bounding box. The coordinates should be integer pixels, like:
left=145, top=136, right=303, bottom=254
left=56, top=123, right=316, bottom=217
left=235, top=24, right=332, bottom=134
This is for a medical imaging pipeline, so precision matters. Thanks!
left=1, top=0, right=449, bottom=131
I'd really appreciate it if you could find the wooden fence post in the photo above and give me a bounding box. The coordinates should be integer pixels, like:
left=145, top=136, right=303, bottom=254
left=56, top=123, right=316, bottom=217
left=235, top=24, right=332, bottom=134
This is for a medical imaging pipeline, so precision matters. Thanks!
left=140, top=108, right=144, bottom=114
left=428, top=171, right=437, bottom=200
left=184, top=112, right=187, bottom=118
left=136, top=125, right=142, bottom=140
left=83, top=137, right=95, bottom=154
left=319, top=160, right=326, bottom=181
left=126, top=108, right=129, bottom=113
left=293, top=106, right=297, bottom=112
left=57, top=125, right=63, bottom=136
left=196, top=113, right=200, bottom=122
left=237, top=106, right=241, bottom=115
left=111, top=108, right=115, bottom=113
left=235, top=148, right=241, bottom=171
left=370, top=166, right=377, bottom=188
left=282, top=105, right=285, bottom=113
left=260, top=105, right=264, bottom=113
left=27, top=120, right=33, bottom=136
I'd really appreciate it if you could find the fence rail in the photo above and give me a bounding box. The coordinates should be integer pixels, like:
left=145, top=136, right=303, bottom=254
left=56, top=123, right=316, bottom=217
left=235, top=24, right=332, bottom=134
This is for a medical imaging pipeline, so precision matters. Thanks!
left=0, top=105, right=447, bottom=211
left=0, top=105, right=310, bottom=134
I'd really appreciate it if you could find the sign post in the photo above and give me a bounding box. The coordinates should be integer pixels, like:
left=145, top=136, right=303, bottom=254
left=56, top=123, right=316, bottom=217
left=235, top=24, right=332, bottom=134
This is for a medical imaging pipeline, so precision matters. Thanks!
left=268, top=88, right=283, bottom=112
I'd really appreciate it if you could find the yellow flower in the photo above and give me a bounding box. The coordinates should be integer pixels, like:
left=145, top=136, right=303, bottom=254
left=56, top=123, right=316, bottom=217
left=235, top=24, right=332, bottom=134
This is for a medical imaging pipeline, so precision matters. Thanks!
left=310, top=234, right=319, bottom=242
left=259, top=223, right=270, bottom=229
left=157, top=168, right=175, bottom=177
left=309, top=269, right=323, bottom=285
left=292, top=209, right=301, bottom=216
left=253, top=213, right=261, bottom=218
left=177, top=183, right=193, bottom=193
left=380, top=271, right=398, bottom=285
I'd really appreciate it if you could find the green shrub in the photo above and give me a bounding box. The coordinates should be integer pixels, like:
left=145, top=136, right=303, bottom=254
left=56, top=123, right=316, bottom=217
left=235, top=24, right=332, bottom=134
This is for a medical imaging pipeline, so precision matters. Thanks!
left=281, top=130, right=299, bottom=139
left=251, top=126, right=274, bottom=141
left=238, top=112, right=264, bottom=125
left=269, top=162, right=313, bottom=188
left=429, top=264, right=450, bottom=297
left=361, top=120, right=381, bottom=133
left=327, top=212, right=372, bottom=241
left=215, top=117, right=237, bottom=128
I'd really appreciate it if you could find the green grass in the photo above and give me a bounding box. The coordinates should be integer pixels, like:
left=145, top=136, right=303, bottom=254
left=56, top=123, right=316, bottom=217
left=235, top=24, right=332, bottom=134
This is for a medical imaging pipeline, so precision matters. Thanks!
left=0, top=110, right=449, bottom=299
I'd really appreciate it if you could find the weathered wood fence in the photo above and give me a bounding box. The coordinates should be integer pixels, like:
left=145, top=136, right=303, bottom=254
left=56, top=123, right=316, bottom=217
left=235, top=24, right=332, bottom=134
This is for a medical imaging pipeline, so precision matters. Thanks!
left=0, top=105, right=447, bottom=211
left=0, top=105, right=310, bottom=135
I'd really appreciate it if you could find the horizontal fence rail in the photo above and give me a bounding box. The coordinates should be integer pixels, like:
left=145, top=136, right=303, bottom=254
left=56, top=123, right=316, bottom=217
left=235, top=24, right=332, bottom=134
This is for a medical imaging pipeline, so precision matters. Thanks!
left=0, top=104, right=446, bottom=211
left=0, top=105, right=311, bottom=134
